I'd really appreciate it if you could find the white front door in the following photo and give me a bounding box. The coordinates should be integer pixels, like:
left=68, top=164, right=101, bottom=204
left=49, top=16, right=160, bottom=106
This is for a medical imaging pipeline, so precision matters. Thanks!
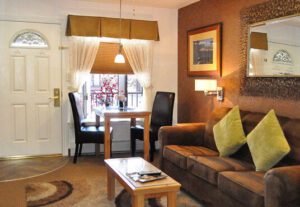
left=0, top=21, right=62, bottom=157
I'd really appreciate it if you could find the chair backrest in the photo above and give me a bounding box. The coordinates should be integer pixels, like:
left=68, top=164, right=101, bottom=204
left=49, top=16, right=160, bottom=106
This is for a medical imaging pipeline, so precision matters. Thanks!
left=68, top=92, right=85, bottom=137
left=151, top=91, right=175, bottom=128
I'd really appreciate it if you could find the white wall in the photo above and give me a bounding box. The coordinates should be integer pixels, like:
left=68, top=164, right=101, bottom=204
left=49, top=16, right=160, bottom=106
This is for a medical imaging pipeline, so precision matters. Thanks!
left=0, top=0, right=178, bottom=155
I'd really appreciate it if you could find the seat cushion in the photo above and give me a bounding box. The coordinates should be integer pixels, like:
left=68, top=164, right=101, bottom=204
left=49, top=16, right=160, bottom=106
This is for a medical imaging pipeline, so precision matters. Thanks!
left=163, top=145, right=218, bottom=169
left=187, top=156, right=254, bottom=185
left=218, top=171, right=265, bottom=207
left=80, top=126, right=113, bottom=143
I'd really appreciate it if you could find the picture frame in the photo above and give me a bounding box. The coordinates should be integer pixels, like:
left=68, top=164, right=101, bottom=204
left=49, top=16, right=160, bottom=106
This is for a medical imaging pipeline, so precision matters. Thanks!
left=188, top=23, right=222, bottom=76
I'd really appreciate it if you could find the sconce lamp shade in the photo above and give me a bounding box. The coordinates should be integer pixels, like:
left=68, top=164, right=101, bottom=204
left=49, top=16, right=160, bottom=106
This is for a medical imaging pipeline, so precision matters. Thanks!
left=195, top=79, right=217, bottom=92
left=114, top=53, right=125, bottom=63
left=250, top=32, right=268, bottom=50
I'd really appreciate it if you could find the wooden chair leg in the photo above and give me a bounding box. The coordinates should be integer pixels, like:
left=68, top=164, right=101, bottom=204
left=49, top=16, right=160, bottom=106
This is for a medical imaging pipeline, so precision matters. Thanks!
left=79, top=144, right=83, bottom=156
left=130, top=137, right=136, bottom=157
left=73, top=144, right=79, bottom=164
left=150, top=140, right=156, bottom=162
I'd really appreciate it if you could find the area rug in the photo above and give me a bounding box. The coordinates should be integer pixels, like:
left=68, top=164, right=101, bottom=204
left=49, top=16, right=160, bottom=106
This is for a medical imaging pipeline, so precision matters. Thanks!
left=26, top=181, right=73, bottom=207
left=25, top=178, right=120, bottom=207
left=26, top=179, right=203, bottom=207
left=25, top=179, right=93, bottom=207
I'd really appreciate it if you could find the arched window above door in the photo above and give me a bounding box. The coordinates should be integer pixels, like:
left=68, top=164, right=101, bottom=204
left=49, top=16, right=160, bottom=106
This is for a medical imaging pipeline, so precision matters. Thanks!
left=10, top=30, right=49, bottom=49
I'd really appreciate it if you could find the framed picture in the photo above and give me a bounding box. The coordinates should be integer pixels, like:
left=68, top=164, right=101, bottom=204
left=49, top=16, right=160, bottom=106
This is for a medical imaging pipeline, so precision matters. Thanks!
left=188, top=23, right=222, bottom=76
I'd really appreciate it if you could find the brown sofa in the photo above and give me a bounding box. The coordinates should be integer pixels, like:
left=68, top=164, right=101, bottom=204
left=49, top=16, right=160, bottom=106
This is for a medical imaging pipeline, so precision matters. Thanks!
left=159, top=107, right=300, bottom=207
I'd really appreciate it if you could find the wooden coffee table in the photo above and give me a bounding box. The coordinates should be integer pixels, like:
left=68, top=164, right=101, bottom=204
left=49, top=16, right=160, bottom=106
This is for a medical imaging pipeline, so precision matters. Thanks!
left=105, top=157, right=181, bottom=207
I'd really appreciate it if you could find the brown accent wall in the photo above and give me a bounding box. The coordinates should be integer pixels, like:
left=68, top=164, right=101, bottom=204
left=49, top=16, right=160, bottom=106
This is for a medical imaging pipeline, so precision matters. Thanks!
left=178, top=0, right=300, bottom=122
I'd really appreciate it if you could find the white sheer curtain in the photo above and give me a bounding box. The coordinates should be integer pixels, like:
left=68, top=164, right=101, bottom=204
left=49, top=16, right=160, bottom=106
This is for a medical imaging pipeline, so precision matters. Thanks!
left=68, top=36, right=100, bottom=123
left=69, top=36, right=100, bottom=91
left=123, top=39, right=153, bottom=110
left=249, top=48, right=267, bottom=76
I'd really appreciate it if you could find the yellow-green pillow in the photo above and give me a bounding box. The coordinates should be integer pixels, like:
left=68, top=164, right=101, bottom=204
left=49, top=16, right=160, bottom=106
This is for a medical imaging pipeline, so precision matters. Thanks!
left=213, top=106, right=246, bottom=157
left=247, top=109, right=291, bottom=171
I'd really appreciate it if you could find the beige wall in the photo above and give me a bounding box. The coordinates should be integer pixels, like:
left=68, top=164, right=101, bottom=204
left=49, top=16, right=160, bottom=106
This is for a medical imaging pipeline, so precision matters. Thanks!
left=0, top=0, right=178, bottom=154
left=178, top=0, right=300, bottom=123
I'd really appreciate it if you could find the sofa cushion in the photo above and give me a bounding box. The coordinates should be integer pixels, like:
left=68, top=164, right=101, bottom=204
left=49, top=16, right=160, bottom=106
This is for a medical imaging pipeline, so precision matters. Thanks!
left=247, top=109, right=291, bottom=171
left=218, top=171, right=265, bottom=207
left=163, top=145, right=218, bottom=169
left=213, top=106, right=247, bottom=156
left=204, top=107, right=231, bottom=151
left=187, top=156, right=254, bottom=185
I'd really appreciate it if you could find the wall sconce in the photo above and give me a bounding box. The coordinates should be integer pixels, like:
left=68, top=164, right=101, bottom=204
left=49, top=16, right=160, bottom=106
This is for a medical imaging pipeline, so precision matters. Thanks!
left=195, top=79, right=224, bottom=101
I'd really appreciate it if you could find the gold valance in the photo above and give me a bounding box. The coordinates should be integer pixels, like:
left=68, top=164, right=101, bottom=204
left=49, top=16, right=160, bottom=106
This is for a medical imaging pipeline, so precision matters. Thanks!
left=66, top=15, right=159, bottom=41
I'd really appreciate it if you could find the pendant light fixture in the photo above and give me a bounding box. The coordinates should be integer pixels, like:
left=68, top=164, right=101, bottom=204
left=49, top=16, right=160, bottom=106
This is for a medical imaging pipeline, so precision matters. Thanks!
left=114, top=0, right=125, bottom=64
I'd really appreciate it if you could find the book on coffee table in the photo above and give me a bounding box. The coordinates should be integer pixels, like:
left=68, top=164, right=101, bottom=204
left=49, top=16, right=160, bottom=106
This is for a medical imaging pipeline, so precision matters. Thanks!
left=126, top=172, right=167, bottom=183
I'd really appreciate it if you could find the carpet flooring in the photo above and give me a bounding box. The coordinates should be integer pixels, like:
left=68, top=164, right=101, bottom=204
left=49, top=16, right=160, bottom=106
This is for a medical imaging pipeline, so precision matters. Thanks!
left=0, top=155, right=204, bottom=207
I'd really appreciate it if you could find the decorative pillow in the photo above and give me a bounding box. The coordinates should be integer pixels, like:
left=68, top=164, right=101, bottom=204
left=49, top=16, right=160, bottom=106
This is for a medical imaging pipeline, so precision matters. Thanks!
left=213, top=106, right=246, bottom=157
left=247, top=109, right=291, bottom=171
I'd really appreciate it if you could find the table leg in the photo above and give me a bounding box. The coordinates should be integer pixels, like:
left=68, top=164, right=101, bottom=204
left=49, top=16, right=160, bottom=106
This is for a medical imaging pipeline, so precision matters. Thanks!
left=167, top=191, right=177, bottom=207
left=107, top=169, right=115, bottom=200
left=143, top=115, right=150, bottom=161
left=104, top=117, right=111, bottom=159
left=132, top=195, right=144, bottom=207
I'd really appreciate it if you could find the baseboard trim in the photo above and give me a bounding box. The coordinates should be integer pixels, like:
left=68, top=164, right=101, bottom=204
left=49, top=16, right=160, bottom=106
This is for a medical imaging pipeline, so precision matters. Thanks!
left=0, top=154, right=63, bottom=161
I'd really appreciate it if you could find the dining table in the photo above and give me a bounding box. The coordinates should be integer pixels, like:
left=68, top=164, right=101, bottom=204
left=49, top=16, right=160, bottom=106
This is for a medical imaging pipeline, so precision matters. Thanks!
left=94, top=106, right=151, bottom=161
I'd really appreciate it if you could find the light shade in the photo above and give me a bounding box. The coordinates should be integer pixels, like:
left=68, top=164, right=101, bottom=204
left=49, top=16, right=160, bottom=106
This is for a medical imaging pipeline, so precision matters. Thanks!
left=195, top=79, right=217, bottom=92
left=114, top=53, right=125, bottom=63
left=250, top=32, right=268, bottom=50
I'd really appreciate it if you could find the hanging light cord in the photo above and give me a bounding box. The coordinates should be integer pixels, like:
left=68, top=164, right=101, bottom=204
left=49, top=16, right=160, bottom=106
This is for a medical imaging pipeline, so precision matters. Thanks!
left=114, top=0, right=125, bottom=63
left=119, top=0, right=122, bottom=49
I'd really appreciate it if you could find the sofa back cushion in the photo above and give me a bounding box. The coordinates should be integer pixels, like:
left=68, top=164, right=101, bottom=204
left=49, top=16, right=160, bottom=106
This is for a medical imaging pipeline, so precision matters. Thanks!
left=204, top=107, right=300, bottom=165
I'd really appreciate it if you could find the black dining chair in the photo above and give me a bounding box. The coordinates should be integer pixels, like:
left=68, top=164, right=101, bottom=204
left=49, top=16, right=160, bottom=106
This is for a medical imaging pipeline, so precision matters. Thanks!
left=130, top=91, right=175, bottom=162
left=69, top=92, right=113, bottom=163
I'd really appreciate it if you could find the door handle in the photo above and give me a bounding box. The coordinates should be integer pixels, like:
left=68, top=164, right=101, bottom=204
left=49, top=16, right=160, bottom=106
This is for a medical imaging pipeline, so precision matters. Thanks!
left=48, top=96, right=59, bottom=100
left=49, top=88, right=60, bottom=107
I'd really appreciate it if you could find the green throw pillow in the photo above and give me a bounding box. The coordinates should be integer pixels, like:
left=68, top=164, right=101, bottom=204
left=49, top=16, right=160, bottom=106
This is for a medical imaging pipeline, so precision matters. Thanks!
left=247, top=109, right=291, bottom=171
left=213, top=106, right=246, bottom=157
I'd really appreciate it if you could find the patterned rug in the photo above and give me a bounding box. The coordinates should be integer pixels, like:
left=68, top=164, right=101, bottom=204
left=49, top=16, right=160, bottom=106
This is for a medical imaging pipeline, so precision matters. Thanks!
left=26, top=181, right=73, bottom=207
left=25, top=179, right=203, bottom=207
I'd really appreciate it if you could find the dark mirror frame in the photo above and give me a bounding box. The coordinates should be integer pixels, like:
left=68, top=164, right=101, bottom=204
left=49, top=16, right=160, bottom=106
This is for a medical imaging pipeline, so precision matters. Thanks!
left=240, top=0, right=300, bottom=100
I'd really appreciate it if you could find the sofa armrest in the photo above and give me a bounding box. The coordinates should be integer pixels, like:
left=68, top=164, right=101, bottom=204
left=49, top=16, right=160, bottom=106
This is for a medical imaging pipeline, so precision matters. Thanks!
left=158, top=123, right=206, bottom=168
left=159, top=123, right=206, bottom=147
left=264, top=165, right=300, bottom=207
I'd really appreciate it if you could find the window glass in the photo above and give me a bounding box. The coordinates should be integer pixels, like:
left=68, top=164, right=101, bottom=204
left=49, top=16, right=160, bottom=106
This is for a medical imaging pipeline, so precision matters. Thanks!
left=11, top=31, right=49, bottom=48
left=90, top=74, right=119, bottom=110
left=89, top=74, right=143, bottom=111
left=127, top=75, right=143, bottom=108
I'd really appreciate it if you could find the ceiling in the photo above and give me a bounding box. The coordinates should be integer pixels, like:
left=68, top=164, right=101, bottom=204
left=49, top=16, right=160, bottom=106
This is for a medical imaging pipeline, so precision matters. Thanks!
left=78, top=0, right=200, bottom=9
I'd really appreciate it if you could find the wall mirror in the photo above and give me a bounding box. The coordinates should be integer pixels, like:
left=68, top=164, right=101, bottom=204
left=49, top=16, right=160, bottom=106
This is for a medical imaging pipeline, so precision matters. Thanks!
left=248, top=15, right=300, bottom=77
